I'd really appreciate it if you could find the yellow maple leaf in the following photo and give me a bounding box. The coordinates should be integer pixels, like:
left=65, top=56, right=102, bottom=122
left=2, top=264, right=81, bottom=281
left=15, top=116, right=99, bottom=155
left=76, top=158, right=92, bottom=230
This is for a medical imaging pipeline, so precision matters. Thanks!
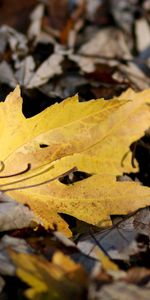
left=0, top=86, right=150, bottom=235
left=10, top=250, right=87, bottom=300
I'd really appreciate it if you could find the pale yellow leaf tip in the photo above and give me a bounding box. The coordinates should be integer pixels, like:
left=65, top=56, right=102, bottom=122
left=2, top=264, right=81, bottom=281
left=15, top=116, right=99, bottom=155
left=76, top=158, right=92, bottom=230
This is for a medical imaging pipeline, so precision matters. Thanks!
left=119, top=87, right=150, bottom=100
left=63, top=94, right=79, bottom=105
left=14, top=85, right=21, bottom=96
left=74, top=93, right=79, bottom=102
left=5, top=85, right=22, bottom=104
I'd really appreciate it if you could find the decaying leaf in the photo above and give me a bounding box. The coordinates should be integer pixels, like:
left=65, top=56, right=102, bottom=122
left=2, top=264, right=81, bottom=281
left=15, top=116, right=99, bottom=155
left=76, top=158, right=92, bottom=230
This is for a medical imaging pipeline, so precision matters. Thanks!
left=27, top=52, right=63, bottom=89
left=78, top=28, right=132, bottom=60
left=0, top=235, right=34, bottom=276
left=78, top=206, right=150, bottom=263
left=0, top=191, right=38, bottom=231
left=89, top=281, right=150, bottom=300
left=92, top=245, right=119, bottom=272
left=0, top=87, right=150, bottom=235
left=10, top=250, right=87, bottom=300
left=0, top=61, right=17, bottom=88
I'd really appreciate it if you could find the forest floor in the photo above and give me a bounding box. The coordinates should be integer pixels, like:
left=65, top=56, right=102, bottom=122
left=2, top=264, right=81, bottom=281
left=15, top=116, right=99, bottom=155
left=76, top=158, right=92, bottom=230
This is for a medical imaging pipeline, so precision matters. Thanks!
left=0, top=1, right=150, bottom=299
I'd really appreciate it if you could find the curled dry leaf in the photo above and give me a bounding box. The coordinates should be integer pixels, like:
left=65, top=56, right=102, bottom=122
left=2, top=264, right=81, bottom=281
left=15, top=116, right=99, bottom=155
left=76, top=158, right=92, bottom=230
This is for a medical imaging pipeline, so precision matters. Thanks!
left=27, top=52, right=64, bottom=88
left=0, top=87, right=150, bottom=235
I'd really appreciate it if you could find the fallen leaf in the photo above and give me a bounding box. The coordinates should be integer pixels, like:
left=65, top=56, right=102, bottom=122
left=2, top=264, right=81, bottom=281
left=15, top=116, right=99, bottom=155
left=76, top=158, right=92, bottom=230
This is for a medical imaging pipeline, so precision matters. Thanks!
left=126, top=267, right=150, bottom=285
left=0, top=87, right=150, bottom=235
left=10, top=250, right=87, bottom=300
left=109, top=0, right=135, bottom=34
left=15, top=56, right=35, bottom=87
left=27, top=52, right=64, bottom=88
left=0, top=193, right=38, bottom=231
left=0, top=61, right=17, bottom=88
left=0, top=25, right=28, bottom=59
left=78, top=206, right=150, bottom=262
left=135, top=18, right=150, bottom=52
left=92, top=245, right=119, bottom=272
left=117, top=62, right=150, bottom=90
left=79, top=28, right=132, bottom=60
left=2, top=86, right=150, bottom=174
left=0, top=235, right=34, bottom=276
left=89, top=281, right=150, bottom=300
left=27, top=4, right=44, bottom=41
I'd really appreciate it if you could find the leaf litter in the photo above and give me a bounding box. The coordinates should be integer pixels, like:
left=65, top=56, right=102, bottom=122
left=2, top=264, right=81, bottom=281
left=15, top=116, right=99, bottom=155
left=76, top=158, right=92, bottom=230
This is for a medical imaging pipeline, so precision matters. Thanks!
left=0, top=0, right=150, bottom=299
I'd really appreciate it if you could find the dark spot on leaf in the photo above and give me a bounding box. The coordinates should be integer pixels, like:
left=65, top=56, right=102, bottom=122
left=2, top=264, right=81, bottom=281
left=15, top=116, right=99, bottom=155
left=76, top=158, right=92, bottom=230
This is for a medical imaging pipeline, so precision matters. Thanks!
left=59, top=171, right=92, bottom=185
left=39, top=144, right=49, bottom=148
